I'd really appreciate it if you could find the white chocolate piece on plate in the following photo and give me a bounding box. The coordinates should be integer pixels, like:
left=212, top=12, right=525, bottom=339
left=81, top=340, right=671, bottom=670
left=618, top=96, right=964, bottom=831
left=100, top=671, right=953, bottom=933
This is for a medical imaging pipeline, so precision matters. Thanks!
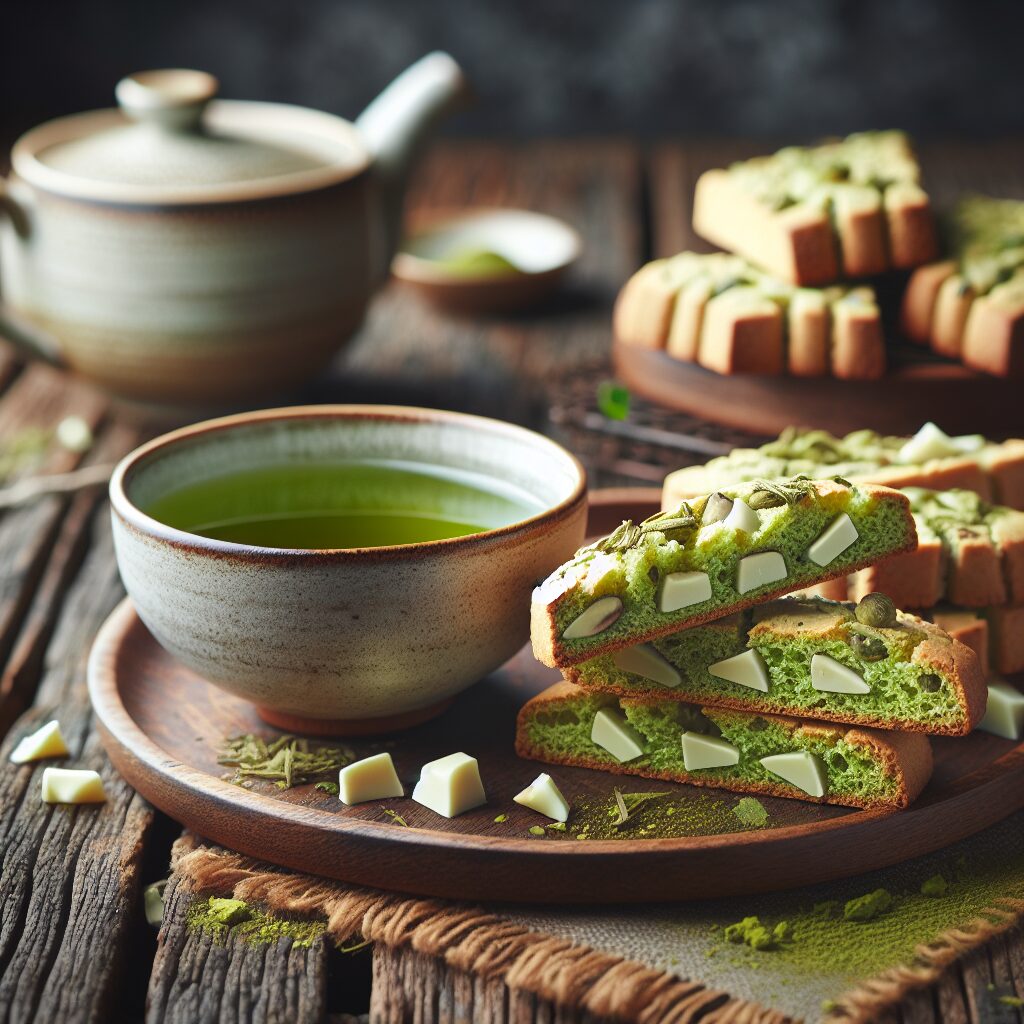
left=658, top=570, right=712, bottom=613
left=897, top=422, right=960, bottom=464
left=737, top=551, right=787, bottom=594
left=807, top=513, right=858, bottom=567
left=562, top=596, right=623, bottom=639
left=10, top=720, right=69, bottom=764
left=708, top=649, right=770, bottom=692
left=411, top=752, right=486, bottom=818
left=513, top=772, right=570, bottom=822
left=337, top=752, right=404, bottom=805
left=760, top=751, right=827, bottom=798
left=680, top=731, right=740, bottom=770
left=724, top=497, right=760, bottom=534
left=978, top=681, right=1024, bottom=740
left=810, top=653, right=871, bottom=694
left=41, top=767, right=106, bottom=804
left=612, top=644, right=682, bottom=688
left=591, top=708, right=645, bottom=763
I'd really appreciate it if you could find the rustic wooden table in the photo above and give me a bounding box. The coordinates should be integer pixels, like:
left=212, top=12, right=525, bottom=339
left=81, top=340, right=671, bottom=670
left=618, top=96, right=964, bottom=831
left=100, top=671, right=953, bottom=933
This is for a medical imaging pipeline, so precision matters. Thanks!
left=1, top=140, right=1023, bottom=1023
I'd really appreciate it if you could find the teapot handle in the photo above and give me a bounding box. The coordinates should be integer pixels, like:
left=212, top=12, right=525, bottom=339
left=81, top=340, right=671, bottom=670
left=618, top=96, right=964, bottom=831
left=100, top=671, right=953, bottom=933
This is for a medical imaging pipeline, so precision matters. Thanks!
left=0, top=180, right=65, bottom=367
left=356, top=53, right=469, bottom=284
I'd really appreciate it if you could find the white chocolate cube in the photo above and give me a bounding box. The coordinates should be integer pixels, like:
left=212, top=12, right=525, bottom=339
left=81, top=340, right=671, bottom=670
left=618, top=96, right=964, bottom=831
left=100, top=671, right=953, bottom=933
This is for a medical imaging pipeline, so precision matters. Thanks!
left=810, top=654, right=871, bottom=694
left=591, top=708, right=645, bottom=762
left=760, top=751, right=827, bottom=798
left=562, top=596, right=623, bottom=639
left=10, top=720, right=69, bottom=764
left=681, top=732, right=740, bottom=770
left=978, top=681, right=1024, bottom=740
left=737, top=551, right=787, bottom=594
left=897, top=422, right=959, bottom=464
left=724, top=497, right=760, bottom=534
left=658, top=571, right=712, bottom=613
left=807, top=513, right=858, bottom=567
left=708, top=649, right=770, bottom=692
left=41, top=767, right=106, bottom=804
left=337, top=752, right=404, bottom=805
left=513, top=773, right=570, bottom=822
left=411, top=752, right=486, bottom=818
left=612, top=644, right=682, bottom=688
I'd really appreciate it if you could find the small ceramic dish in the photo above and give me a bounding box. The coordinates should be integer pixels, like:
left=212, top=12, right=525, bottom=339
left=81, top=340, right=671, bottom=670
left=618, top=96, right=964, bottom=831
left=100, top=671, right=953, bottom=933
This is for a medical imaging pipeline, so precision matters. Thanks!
left=392, top=208, right=582, bottom=313
left=108, top=405, right=587, bottom=735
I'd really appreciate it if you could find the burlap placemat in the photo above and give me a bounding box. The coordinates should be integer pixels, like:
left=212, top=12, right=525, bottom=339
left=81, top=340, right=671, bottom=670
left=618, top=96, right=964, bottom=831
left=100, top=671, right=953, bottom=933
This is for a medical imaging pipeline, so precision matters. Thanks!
left=171, top=810, right=1024, bottom=1023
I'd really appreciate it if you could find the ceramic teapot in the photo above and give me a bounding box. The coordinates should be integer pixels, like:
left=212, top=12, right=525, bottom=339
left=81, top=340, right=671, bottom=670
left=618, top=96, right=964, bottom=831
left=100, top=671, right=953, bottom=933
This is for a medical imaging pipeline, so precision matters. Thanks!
left=0, top=55, right=466, bottom=408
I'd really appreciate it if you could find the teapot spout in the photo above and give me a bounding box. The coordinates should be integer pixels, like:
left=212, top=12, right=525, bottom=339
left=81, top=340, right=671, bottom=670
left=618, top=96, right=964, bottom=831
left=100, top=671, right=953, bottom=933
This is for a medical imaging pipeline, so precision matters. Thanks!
left=356, top=53, right=469, bottom=284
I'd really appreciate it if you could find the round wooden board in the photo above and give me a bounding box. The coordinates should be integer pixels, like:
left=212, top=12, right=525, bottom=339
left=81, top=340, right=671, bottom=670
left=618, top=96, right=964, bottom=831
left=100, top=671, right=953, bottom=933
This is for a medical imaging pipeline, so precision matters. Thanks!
left=612, top=340, right=1024, bottom=437
left=88, top=490, right=1024, bottom=904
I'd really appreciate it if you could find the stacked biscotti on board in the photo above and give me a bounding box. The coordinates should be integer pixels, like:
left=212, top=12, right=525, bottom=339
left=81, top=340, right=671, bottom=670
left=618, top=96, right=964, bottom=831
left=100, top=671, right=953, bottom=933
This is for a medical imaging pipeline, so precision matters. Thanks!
left=902, top=196, right=1024, bottom=377
left=520, top=474, right=992, bottom=810
left=615, top=131, right=938, bottom=380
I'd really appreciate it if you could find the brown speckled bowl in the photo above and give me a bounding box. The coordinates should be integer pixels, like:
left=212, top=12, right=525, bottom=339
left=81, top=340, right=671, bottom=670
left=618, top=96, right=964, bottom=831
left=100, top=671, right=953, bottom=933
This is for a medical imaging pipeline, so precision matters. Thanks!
left=109, top=406, right=587, bottom=734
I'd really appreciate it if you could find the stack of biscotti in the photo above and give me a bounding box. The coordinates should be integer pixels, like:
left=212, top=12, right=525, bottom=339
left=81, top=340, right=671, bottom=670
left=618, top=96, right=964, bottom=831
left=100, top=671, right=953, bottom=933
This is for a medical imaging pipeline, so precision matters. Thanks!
left=663, top=423, right=1024, bottom=512
left=902, top=196, right=1024, bottom=377
left=614, top=251, right=884, bottom=378
left=519, top=476, right=990, bottom=809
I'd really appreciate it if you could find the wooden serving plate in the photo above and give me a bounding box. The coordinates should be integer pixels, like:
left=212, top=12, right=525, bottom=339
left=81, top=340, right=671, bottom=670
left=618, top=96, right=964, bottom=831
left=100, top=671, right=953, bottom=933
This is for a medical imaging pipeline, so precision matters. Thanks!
left=88, top=491, right=1024, bottom=904
left=612, top=340, right=1024, bottom=436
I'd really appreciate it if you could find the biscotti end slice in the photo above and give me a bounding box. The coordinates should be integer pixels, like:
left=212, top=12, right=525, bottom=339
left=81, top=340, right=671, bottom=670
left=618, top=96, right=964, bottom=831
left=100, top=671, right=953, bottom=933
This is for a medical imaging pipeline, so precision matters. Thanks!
left=930, top=609, right=990, bottom=679
left=565, top=596, right=987, bottom=736
left=531, top=477, right=915, bottom=669
left=516, top=682, right=933, bottom=810
left=901, top=260, right=957, bottom=343
left=961, top=276, right=1024, bottom=378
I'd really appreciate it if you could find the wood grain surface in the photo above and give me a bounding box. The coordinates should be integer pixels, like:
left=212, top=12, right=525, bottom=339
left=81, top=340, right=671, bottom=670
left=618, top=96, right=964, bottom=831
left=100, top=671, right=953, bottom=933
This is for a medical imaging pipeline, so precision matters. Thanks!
left=0, top=140, right=1022, bottom=1022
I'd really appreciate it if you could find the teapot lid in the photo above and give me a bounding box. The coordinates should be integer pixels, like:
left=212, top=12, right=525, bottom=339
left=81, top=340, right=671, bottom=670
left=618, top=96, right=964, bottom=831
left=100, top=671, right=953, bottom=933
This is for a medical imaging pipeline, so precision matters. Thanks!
left=13, top=70, right=370, bottom=204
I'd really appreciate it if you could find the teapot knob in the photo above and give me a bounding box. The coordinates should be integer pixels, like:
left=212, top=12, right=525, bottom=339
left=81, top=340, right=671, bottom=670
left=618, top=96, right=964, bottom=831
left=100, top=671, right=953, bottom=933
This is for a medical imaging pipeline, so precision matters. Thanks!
left=115, top=70, right=219, bottom=133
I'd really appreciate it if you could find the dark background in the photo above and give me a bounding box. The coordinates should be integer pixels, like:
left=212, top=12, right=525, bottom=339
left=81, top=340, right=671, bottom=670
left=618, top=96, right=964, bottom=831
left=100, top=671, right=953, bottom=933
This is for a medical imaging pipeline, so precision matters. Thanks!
left=2, top=0, right=1022, bottom=144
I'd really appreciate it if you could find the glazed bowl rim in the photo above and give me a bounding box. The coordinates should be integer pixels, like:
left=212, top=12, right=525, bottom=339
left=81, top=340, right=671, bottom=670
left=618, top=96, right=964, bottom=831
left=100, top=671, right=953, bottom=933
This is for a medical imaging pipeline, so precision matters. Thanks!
left=109, top=404, right=588, bottom=562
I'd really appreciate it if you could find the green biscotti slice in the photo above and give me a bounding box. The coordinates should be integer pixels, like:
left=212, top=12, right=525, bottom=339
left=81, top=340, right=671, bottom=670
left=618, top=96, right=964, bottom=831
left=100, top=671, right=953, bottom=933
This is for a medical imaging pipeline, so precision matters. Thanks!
left=515, top=682, right=932, bottom=810
left=564, top=596, right=986, bottom=736
left=663, top=424, right=1024, bottom=512
left=531, top=477, right=915, bottom=669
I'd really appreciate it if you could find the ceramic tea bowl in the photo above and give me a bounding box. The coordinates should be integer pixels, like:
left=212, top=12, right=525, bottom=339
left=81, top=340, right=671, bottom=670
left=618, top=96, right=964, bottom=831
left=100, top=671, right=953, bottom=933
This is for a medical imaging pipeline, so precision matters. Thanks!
left=108, top=406, right=587, bottom=734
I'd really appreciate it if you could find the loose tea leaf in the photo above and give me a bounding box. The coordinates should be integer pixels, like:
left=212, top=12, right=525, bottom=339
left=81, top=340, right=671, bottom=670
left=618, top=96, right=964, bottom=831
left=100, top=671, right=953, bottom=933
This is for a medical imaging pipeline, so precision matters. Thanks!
left=596, top=381, right=630, bottom=421
left=314, top=781, right=339, bottom=795
left=217, top=734, right=354, bottom=788
left=380, top=808, right=409, bottom=827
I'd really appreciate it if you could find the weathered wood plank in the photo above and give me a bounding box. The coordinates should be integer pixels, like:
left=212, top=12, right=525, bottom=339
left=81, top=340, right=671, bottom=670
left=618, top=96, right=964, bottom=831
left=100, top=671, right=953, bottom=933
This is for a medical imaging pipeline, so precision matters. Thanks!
left=146, top=873, right=328, bottom=1024
left=0, top=501, right=154, bottom=1024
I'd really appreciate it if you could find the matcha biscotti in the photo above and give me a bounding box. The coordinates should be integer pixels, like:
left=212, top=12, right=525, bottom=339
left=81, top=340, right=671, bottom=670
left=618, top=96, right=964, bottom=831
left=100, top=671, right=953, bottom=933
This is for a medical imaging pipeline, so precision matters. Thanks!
left=932, top=606, right=1024, bottom=678
left=663, top=424, right=1024, bottom=511
left=531, top=476, right=916, bottom=668
left=516, top=683, right=933, bottom=810
left=693, top=131, right=937, bottom=286
left=613, top=251, right=885, bottom=379
left=564, top=595, right=986, bottom=736
left=902, top=196, right=1024, bottom=376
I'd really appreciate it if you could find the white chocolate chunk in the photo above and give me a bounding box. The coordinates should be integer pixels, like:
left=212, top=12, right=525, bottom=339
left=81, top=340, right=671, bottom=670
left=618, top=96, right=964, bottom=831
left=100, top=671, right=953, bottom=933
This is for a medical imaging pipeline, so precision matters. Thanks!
left=10, top=720, right=69, bottom=764
left=411, top=752, right=486, bottom=818
left=591, top=708, right=645, bottom=762
left=810, top=653, right=871, bottom=694
left=977, top=681, right=1024, bottom=740
left=337, top=752, right=404, bottom=805
left=807, top=513, right=858, bottom=567
left=41, top=767, right=106, bottom=804
left=897, top=422, right=960, bottom=464
left=658, top=571, right=712, bottom=613
left=513, top=772, right=570, bottom=822
left=951, top=433, right=985, bottom=453
left=724, top=497, right=760, bottom=534
left=737, top=551, right=787, bottom=594
left=612, top=644, right=682, bottom=688
left=681, top=731, right=740, bottom=770
left=708, top=649, right=770, bottom=692
left=562, top=596, right=623, bottom=639
left=759, top=751, right=827, bottom=798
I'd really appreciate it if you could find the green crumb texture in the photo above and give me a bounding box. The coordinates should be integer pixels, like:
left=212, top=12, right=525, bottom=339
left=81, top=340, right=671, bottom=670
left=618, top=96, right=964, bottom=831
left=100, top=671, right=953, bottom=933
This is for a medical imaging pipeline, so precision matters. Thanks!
left=493, top=814, right=508, bottom=823
left=724, top=915, right=785, bottom=952
left=528, top=825, right=546, bottom=836
left=188, top=896, right=325, bottom=948
left=314, top=781, right=339, bottom=795
left=844, top=888, right=893, bottom=922
left=733, top=797, right=769, bottom=828
left=920, top=873, right=948, bottom=897
left=813, top=900, right=840, bottom=918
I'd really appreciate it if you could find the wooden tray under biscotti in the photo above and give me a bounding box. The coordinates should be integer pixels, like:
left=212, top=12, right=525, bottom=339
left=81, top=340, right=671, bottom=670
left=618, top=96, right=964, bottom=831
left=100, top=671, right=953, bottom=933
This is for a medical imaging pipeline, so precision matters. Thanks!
left=612, top=340, right=1024, bottom=437
left=87, top=491, right=1024, bottom=904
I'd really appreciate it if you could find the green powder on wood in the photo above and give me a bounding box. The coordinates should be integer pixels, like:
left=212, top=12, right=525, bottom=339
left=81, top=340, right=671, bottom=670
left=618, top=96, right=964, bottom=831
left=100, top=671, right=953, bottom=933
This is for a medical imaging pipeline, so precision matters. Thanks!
left=187, top=896, right=325, bottom=948
left=733, top=797, right=769, bottom=828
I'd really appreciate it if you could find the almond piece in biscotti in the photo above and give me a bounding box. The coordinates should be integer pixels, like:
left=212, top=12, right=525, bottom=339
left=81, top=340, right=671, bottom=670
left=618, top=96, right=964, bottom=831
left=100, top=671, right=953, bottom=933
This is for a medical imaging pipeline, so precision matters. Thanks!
left=831, top=290, right=885, bottom=380
left=901, top=261, right=956, bottom=343
left=930, top=274, right=975, bottom=358
left=884, top=182, right=938, bottom=269
left=787, top=289, right=829, bottom=376
left=832, top=184, right=887, bottom=278
left=697, top=287, right=784, bottom=375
